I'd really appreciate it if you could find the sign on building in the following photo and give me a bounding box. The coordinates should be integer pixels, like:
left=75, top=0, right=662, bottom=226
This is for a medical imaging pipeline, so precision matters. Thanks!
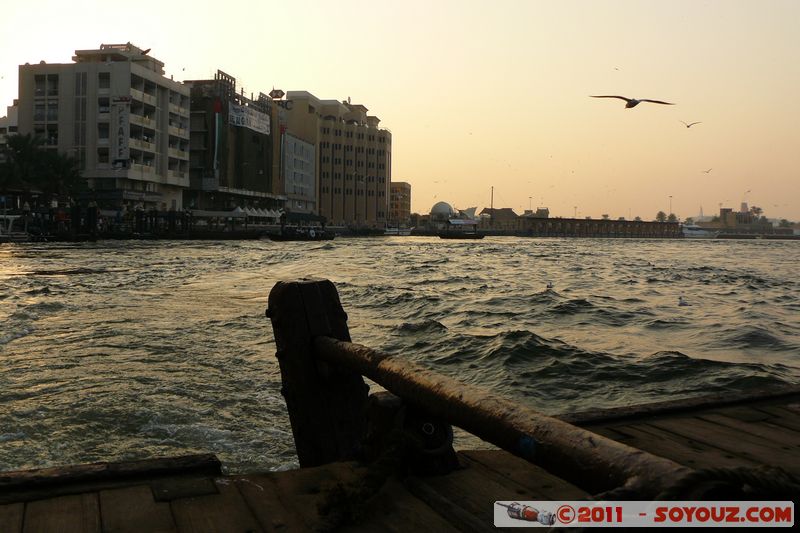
left=228, top=103, right=270, bottom=135
left=112, top=96, right=131, bottom=168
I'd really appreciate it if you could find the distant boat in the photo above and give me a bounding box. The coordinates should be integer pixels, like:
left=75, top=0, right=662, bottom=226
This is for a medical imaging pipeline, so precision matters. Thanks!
left=439, top=230, right=484, bottom=240
left=682, top=224, right=718, bottom=239
left=267, top=226, right=334, bottom=241
left=384, top=226, right=414, bottom=236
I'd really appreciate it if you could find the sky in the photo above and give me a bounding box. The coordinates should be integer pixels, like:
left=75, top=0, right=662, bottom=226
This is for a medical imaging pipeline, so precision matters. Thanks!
left=1, top=0, right=799, bottom=220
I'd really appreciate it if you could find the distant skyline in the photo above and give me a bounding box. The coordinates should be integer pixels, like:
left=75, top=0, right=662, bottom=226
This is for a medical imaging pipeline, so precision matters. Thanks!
left=2, top=0, right=798, bottom=220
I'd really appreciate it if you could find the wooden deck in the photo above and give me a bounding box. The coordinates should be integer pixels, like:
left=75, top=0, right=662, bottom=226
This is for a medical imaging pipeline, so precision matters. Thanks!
left=2, top=389, right=798, bottom=532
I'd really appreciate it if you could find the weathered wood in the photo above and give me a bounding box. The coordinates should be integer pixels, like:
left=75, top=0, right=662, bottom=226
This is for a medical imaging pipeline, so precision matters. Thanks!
left=696, top=413, right=800, bottom=449
left=560, top=385, right=800, bottom=425
left=99, top=485, right=176, bottom=532
left=0, top=503, right=23, bottom=533
left=312, top=335, right=690, bottom=496
left=752, top=406, right=800, bottom=432
left=458, top=450, right=587, bottom=500
left=403, top=477, right=490, bottom=533
left=234, top=474, right=305, bottom=532
left=342, top=477, right=462, bottom=533
left=170, top=479, right=263, bottom=533
left=150, top=476, right=218, bottom=502
left=267, top=279, right=370, bottom=467
left=24, top=493, right=101, bottom=533
left=0, top=454, right=221, bottom=494
left=647, top=417, right=800, bottom=472
left=597, top=423, right=763, bottom=470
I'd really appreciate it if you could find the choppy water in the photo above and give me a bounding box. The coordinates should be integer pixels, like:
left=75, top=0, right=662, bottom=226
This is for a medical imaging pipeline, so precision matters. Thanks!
left=1, top=237, right=799, bottom=473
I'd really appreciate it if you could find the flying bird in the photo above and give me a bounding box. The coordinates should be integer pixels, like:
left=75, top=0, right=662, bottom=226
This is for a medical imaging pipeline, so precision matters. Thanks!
left=681, top=121, right=702, bottom=128
left=590, top=95, right=675, bottom=108
left=701, top=168, right=712, bottom=173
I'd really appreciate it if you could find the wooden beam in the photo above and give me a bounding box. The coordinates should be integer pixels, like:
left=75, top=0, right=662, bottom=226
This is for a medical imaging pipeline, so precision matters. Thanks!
left=267, top=279, right=369, bottom=467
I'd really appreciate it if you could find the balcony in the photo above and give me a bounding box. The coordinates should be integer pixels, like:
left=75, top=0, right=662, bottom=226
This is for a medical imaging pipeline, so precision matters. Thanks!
left=169, top=102, right=189, bottom=117
left=168, top=125, right=189, bottom=139
left=130, top=88, right=157, bottom=106
left=130, top=114, right=155, bottom=128
left=168, top=148, right=189, bottom=160
left=130, top=138, right=156, bottom=152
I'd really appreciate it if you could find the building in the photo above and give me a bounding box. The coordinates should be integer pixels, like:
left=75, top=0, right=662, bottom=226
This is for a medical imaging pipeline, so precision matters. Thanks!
left=0, top=102, right=18, bottom=163
left=478, top=207, right=519, bottom=231
left=185, top=71, right=285, bottom=211
left=282, top=133, right=315, bottom=214
left=389, top=181, right=411, bottom=226
left=283, top=91, right=391, bottom=228
left=16, top=43, right=190, bottom=210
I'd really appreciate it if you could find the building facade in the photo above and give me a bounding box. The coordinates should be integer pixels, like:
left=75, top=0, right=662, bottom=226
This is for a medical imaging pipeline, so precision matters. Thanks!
left=185, top=71, right=285, bottom=211
left=282, top=133, right=316, bottom=214
left=16, top=43, right=190, bottom=210
left=389, top=181, right=411, bottom=226
left=284, top=91, right=391, bottom=228
left=0, top=102, right=18, bottom=163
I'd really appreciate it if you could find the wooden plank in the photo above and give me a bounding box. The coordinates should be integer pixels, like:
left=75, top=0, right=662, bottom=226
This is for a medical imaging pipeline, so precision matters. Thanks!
left=697, top=413, right=800, bottom=449
left=99, top=485, right=176, bottom=533
left=458, top=450, right=587, bottom=499
left=339, top=478, right=462, bottom=533
left=0, top=455, right=221, bottom=494
left=403, top=477, right=490, bottom=533
left=268, top=461, right=366, bottom=531
left=413, top=457, right=553, bottom=526
left=0, top=503, right=23, bottom=533
left=562, top=387, right=800, bottom=425
left=752, top=406, right=800, bottom=432
left=234, top=474, right=306, bottom=532
left=712, top=405, right=776, bottom=423
left=647, top=417, right=800, bottom=472
left=24, top=493, right=101, bottom=533
left=170, top=479, right=262, bottom=533
left=609, top=423, right=762, bottom=470
left=151, top=477, right=217, bottom=502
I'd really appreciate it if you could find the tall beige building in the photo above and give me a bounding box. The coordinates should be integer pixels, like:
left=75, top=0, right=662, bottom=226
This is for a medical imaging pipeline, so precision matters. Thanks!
left=16, top=43, right=190, bottom=210
left=283, top=91, right=391, bottom=228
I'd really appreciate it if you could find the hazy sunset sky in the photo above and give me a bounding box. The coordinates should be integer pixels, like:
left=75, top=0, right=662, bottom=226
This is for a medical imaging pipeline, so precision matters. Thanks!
left=2, top=0, right=798, bottom=220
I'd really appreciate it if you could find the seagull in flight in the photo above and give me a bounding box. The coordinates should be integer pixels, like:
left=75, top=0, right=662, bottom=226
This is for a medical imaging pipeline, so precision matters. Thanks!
left=701, top=168, right=712, bottom=173
left=590, top=95, right=675, bottom=108
left=681, top=121, right=702, bottom=128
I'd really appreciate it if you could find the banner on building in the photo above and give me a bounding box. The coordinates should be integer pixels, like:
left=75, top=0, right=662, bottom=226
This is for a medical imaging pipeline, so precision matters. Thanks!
left=112, top=96, right=131, bottom=168
left=228, top=103, right=270, bottom=135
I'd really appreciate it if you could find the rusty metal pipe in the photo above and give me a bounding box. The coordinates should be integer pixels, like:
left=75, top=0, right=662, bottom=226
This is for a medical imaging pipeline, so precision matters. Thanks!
left=314, top=336, right=691, bottom=497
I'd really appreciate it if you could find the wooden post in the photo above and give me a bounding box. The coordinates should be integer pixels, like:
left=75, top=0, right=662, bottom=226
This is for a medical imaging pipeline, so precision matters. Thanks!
left=266, top=279, right=369, bottom=467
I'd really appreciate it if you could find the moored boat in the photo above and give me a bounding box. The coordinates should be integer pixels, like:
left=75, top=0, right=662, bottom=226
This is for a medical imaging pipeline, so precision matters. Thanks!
left=681, top=224, right=718, bottom=239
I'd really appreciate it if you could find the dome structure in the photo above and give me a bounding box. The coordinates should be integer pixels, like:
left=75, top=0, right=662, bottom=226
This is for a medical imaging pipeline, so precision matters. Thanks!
left=430, top=201, right=455, bottom=220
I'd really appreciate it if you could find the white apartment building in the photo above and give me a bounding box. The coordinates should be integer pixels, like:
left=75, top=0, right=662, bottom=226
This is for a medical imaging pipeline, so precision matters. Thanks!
left=16, top=43, right=190, bottom=210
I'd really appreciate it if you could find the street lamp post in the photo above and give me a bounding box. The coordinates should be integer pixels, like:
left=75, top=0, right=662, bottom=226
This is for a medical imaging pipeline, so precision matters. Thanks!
left=573, top=206, right=577, bottom=218
left=669, top=195, right=673, bottom=216
left=528, top=196, right=532, bottom=211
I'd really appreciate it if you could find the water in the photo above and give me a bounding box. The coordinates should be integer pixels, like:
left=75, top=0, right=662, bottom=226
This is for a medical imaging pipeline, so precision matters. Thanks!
left=1, top=237, right=798, bottom=473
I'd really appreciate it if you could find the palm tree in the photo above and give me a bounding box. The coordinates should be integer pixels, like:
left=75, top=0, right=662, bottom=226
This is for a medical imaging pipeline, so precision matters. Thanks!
left=3, top=133, right=46, bottom=192
left=39, top=151, right=83, bottom=201
left=655, top=211, right=667, bottom=222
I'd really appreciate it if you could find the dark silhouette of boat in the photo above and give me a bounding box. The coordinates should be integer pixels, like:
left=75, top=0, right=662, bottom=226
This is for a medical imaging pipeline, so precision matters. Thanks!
left=438, top=230, right=484, bottom=239
left=268, top=226, right=334, bottom=241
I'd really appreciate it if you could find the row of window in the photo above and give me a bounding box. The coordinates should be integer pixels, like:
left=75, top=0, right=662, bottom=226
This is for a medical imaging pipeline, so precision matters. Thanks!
left=319, top=186, right=387, bottom=198
left=319, top=127, right=387, bottom=144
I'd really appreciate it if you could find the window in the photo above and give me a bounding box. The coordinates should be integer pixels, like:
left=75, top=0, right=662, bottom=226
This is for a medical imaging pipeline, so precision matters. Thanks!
left=47, top=74, right=59, bottom=96
left=98, top=123, right=109, bottom=139
left=98, top=147, right=109, bottom=163
left=98, top=97, right=110, bottom=113
left=98, top=72, right=110, bottom=89
left=47, top=102, right=58, bottom=121
left=34, top=75, right=45, bottom=97
left=34, top=103, right=45, bottom=122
